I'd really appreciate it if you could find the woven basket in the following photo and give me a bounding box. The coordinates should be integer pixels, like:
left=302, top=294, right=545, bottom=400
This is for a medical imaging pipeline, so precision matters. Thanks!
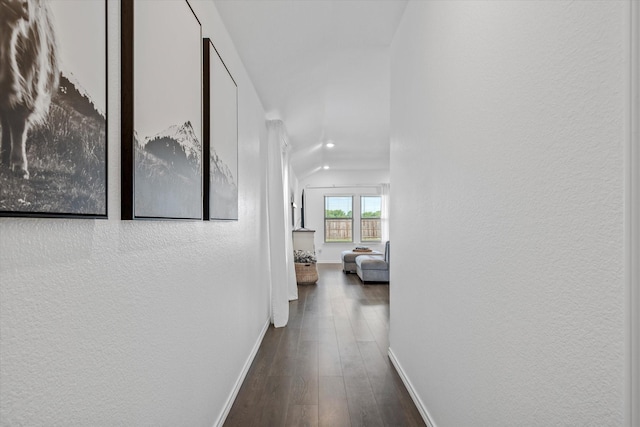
left=295, top=262, right=318, bottom=284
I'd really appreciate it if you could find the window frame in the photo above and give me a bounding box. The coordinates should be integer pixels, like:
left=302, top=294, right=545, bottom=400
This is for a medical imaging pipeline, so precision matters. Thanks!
left=324, top=195, right=354, bottom=243
left=360, top=195, right=382, bottom=243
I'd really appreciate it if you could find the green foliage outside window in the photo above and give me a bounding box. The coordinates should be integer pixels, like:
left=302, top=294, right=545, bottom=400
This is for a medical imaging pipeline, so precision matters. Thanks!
left=361, top=211, right=381, bottom=218
left=325, top=209, right=352, bottom=218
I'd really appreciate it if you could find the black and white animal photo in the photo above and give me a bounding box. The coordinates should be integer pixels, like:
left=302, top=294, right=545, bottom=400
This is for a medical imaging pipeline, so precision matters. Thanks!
left=0, top=0, right=107, bottom=217
left=0, top=0, right=59, bottom=180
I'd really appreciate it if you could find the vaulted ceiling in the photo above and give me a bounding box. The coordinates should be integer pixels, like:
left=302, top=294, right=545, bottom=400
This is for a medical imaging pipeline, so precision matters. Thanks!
left=213, top=0, right=408, bottom=180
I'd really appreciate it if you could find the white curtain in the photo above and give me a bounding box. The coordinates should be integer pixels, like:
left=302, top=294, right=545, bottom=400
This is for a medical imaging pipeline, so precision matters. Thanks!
left=282, top=143, right=299, bottom=303
left=381, top=183, right=391, bottom=243
left=266, top=120, right=298, bottom=328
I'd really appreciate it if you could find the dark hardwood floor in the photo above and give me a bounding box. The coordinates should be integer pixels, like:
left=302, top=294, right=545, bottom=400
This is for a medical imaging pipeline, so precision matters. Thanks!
left=224, top=263, right=425, bottom=427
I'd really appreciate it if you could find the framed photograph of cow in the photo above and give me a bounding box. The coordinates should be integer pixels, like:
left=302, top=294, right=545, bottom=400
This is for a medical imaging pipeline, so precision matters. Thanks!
left=203, top=38, right=238, bottom=221
left=121, top=0, right=203, bottom=220
left=0, top=0, right=108, bottom=218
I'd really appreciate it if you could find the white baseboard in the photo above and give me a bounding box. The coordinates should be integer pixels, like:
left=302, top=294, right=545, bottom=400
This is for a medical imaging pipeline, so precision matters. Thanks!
left=388, top=347, right=437, bottom=427
left=214, top=318, right=270, bottom=427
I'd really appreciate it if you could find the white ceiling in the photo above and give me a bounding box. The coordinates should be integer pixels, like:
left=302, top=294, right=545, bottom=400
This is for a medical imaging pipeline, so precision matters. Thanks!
left=213, top=0, right=408, bottom=179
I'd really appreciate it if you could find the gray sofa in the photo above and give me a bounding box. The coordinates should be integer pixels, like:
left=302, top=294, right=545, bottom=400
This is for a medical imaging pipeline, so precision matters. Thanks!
left=341, top=249, right=383, bottom=273
left=356, top=241, right=390, bottom=283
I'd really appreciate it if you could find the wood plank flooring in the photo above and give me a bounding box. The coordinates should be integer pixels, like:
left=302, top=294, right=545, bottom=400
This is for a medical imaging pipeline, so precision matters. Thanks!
left=224, top=264, right=425, bottom=427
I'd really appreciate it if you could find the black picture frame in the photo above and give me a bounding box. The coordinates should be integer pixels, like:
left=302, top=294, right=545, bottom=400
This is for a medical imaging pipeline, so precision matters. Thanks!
left=0, top=0, right=108, bottom=219
left=203, top=38, right=239, bottom=221
left=121, top=0, right=203, bottom=220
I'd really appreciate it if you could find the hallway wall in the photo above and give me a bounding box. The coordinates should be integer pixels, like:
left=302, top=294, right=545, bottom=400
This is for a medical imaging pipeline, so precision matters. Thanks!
left=0, top=1, right=271, bottom=425
left=389, top=1, right=630, bottom=426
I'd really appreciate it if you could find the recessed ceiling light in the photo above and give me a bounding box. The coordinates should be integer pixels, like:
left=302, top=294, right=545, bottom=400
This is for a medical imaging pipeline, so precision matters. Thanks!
left=326, top=142, right=335, bottom=148
left=323, top=165, right=330, bottom=170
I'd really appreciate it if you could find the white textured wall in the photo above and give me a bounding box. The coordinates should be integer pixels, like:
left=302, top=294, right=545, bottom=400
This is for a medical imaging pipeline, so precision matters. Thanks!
left=0, top=1, right=270, bottom=425
left=390, top=1, right=628, bottom=426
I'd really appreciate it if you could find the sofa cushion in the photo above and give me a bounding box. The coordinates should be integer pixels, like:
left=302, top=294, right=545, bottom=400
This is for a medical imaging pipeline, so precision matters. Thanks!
left=356, top=255, right=388, bottom=270
left=341, top=250, right=382, bottom=263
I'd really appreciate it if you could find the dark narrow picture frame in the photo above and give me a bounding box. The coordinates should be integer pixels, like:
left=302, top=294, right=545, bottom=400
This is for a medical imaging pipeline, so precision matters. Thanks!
left=0, top=0, right=108, bottom=219
left=203, top=38, right=239, bottom=221
left=121, top=0, right=203, bottom=220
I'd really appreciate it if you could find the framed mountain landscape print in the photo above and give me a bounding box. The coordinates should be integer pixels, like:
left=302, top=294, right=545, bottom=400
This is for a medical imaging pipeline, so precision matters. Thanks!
left=203, top=38, right=238, bottom=221
left=121, top=0, right=202, bottom=220
left=0, top=0, right=107, bottom=218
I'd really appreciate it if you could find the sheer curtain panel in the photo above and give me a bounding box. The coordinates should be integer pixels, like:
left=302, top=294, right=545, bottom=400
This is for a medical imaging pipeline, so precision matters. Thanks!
left=381, top=183, right=391, bottom=243
left=266, top=120, right=297, bottom=328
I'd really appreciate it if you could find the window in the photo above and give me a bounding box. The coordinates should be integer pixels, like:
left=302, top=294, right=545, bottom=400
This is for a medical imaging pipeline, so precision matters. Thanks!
left=325, top=196, right=353, bottom=242
left=361, top=196, right=382, bottom=242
